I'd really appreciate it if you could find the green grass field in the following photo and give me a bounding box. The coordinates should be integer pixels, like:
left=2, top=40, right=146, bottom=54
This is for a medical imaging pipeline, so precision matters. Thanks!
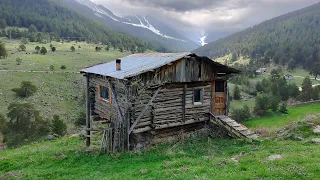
left=0, top=38, right=129, bottom=121
left=244, top=103, right=320, bottom=129
left=1, top=129, right=319, bottom=179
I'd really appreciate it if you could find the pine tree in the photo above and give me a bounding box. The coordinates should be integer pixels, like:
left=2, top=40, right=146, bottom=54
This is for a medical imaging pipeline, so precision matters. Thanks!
left=233, top=85, right=241, bottom=100
left=300, top=76, right=313, bottom=101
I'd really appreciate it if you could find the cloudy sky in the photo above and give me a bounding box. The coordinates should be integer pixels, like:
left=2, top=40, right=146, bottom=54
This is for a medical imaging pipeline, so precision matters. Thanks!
left=92, top=0, right=320, bottom=39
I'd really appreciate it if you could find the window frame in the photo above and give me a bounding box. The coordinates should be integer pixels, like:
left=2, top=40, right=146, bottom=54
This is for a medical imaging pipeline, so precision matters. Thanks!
left=97, top=84, right=112, bottom=104
left=193, top=88, right=204, bottom=105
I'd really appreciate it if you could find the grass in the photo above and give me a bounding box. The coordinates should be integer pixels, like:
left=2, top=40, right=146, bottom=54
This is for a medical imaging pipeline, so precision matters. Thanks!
left=0, top=38, right=129, bottom=120
left=0, top=135, right=320, bottom=179
left=244, top=103, right=320, bottom=129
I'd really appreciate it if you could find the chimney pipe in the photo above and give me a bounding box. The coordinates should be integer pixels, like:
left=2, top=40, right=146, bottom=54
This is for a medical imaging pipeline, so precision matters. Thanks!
left=116, top=59, right=121, bottom=71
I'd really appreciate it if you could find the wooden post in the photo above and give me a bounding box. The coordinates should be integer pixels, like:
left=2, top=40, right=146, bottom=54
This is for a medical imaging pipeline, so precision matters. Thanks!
left=182, top=84, right=186, bottom=122
left=85, top=73, right=91, bottom=147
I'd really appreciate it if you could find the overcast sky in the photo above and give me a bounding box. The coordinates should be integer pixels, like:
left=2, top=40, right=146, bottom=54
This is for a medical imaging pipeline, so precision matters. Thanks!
left=91, top=0, right=320, bottom=36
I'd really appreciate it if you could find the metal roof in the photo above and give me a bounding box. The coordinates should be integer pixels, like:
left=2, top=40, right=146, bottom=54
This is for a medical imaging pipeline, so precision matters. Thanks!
left=81, top=52, right=190, bottom=79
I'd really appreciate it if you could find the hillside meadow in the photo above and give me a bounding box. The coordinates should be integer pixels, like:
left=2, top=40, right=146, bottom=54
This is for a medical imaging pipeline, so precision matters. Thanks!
left=1, top=109, right=320, bottom=179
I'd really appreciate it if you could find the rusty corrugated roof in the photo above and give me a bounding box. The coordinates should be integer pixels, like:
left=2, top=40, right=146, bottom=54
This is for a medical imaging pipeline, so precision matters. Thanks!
left=81, top=52, right=190, bottom=79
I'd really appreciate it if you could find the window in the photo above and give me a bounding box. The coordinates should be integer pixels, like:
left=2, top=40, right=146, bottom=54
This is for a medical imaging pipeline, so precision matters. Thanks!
left=97, top=85, right=111, bottom=103
left=215, top=81, right=225, bottom=92
left=193, top=88, right=203, bottom=105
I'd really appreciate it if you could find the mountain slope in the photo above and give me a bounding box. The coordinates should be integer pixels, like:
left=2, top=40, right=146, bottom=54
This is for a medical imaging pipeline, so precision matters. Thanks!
left=194, top=2, right=320, bottom=70
left=59, top=0, right=199, bottom=52
left=0, top=0, right=152, bottom=51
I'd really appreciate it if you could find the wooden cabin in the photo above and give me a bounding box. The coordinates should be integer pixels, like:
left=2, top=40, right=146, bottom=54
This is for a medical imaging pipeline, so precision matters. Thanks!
left=81, top=53, right=240, bottom=152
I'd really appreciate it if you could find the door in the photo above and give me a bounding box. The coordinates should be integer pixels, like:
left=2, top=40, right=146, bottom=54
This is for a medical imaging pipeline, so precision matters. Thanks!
left=212, top=80, right=226, bottom=116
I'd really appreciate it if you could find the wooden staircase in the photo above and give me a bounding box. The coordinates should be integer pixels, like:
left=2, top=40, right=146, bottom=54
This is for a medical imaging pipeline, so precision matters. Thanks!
left=208, top=112, right=258, bottom=140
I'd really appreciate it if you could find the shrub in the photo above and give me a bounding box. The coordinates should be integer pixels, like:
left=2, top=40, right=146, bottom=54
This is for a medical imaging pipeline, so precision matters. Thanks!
left=74, top=111, right=86, bottom=127
left=40, top=47, right=47, bottom=55
left=254, top=93, right=270, bottom=116
left=51, top=46, right=56, bottom=52
left=0, top=40, right=8, bottom=58
left=35, top=46, right=40, bottom=53
left=19, top=44, right=26, bottom=51
left=60, top=65, right=66, bottom=70
left=11, top=81, right=38, bottom=98
left=230, top=105, right=251, bottom=122
left=233, top=85, right=241, bottom=100
left=16, top=57, right=22, bottom=65
left=70, top=46, right=75, bottom=52
left=49, top=65, right=54, bottom=71
left=51, top=115, right=67, bottom=136
left=279, top=102, right=288, bottom=114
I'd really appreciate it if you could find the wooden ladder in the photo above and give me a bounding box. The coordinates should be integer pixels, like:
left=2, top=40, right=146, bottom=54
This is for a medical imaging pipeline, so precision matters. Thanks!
left=208, top=112, right=259, bottom=140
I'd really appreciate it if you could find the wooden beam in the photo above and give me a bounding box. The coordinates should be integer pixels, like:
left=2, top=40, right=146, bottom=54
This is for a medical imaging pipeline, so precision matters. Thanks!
left=182, top=84, right=186, bottom=122
left=129, top=87, right=161, bottom=134
left=105, top=78, right=124, bottom=123
left=85, top=73, right=91, bottom=147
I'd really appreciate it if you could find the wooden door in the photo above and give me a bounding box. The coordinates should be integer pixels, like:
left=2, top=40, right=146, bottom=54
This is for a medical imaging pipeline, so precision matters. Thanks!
left=212, top=80, right=226, bottom=116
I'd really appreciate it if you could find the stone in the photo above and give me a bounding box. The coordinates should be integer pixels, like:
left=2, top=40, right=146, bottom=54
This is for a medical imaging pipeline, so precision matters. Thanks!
left=46, top=135, right=56, bottom=141
left=311, top=138, right=320, bottom=143
left=293, top=136, right=304, bottom=141
left=267, top=154, right=283, bottom=161
left=313, top=126, right=320, bottom=134
left=140, top=169, right=148, bottom=174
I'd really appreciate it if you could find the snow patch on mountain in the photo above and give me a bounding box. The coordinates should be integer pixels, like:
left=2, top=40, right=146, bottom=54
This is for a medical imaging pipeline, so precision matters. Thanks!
left=76, top=0, right=186, bottom=42
left=199, top=35, right=207, bottom=46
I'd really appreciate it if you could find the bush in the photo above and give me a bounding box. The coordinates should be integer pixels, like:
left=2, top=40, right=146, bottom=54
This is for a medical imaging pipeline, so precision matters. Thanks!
left=0, top=40, right=8, bottom=58
left=70, top=46, right=75, bottom=52
left=230, top=105, right=251, bottom=122
left=233, top=85, right=241, bottom=100
left=16, top=57, right=22, bottom=65
left=49, top=65, right=54, bottom=71
left=4, top=103, right=50, bottom=147
left=51, top=115, right=67, bottom=136
left=35, top=46, right=41, bottom=53
left=279, top=102, right=288, bottom=114
left=254, top=93, right=270, bottom=116
left=19, top=44, right=26, bottom=51
left=60, top=65, right=66, bottom=70
left=11, top=81, right=38, bottom=98
left=51, top=46, right=56, bottom=52
left=40, top=47, right=47, bottom=55
left=74, top=111, right=86, bottom=127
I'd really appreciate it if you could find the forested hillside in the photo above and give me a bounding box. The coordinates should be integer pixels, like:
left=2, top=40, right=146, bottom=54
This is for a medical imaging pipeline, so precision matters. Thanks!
left=194, top=2, right=320, bottom=74
left=0, top=0, right=153, bottom=52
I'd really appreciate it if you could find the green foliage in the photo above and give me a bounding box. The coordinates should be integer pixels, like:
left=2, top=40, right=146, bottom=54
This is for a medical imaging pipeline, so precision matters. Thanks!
left=35, top=46, right=40, bottom=53
left=16, top=57, right=22, bottom=65
left=51, top=115, right=67, bottom=136
left=60, top=65, right=66, bottom=70
left=11, top=81, right=37, bottom=98
left=70, top=46, right=75, bottom=52
left=279, top=102, right=288, bottom=114
left=119, top=46, right=124, bottom=52
left=49, top=65, right=54, bottom=71
left=300, top=76, right=313, bottom=101
left=311, top=86, right=320, bottom=100
left=5, top=103, right=50, bottom=147
left=51, top=46, right=56, bottom=52
left=0, top=0, right=152, bottom=51
left=95, top=46, right=102, bottom=52
left=309, top=62, right=320, bottom=80
left=254, top=94, right=270, bottom=116
left=40, top=47, right=47, bottom=55
left=74, top=111, right=86, bottom=127
left=233, top=85, right=241, bottom=100
left=0, top=114, right=8, bottom=136
left=20, top=37, right=29, bottom=44
left=0, top=40, right=8, bottom=58
left=269, top=68, right=283, bottom=82
left=230, top=105, right=251, bottom=122
left=18, top=44, right=26, bottom=51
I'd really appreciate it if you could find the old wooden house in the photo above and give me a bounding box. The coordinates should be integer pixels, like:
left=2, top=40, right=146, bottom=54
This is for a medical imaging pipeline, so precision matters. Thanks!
left=81, top=53, right=254, bottom=152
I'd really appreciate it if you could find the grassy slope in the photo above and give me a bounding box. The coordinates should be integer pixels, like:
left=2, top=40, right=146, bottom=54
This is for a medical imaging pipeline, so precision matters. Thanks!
left=0, top=38, right=130, bottom=119
left=0, top=135, right=319, bottom=179
left=244, top=103, right=320, bottom=129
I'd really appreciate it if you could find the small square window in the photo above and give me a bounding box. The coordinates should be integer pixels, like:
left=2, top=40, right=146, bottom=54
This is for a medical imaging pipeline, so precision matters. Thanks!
left=193, top=89, right=203, bottom=105
left=215, top=81, right=225, bottom=92
left=98, top=85, right=111, bottom=103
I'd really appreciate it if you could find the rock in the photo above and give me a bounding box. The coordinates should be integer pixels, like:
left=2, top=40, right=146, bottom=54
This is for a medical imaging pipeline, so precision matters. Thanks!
left=311, top=138, right=320, bottom=143
left=293, top=136, right=304, bottom=141
left=46, top=135, right=56, bottom=141
left=267, top=154, right=283, bottom=161
left=140, top=169, right=148, bottom=174
left=313, top=126, right=320, bottom=134
left=230, top=157, right=238, bottom=163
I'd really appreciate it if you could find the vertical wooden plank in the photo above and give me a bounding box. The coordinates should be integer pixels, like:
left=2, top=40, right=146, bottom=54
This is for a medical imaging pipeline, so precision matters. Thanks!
left=211, top=80, right=215, bottom=115
left=224, top=80, right=227, bottom=115
left=85, top=73, right=91, bottom=147
left=182, top=84, right=186, bottom=122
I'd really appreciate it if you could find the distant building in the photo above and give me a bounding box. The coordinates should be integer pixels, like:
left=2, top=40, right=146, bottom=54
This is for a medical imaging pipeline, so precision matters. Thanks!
left=255, top=68, right=267, bottom=74
left=285, top=74, right=293, bottom=80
